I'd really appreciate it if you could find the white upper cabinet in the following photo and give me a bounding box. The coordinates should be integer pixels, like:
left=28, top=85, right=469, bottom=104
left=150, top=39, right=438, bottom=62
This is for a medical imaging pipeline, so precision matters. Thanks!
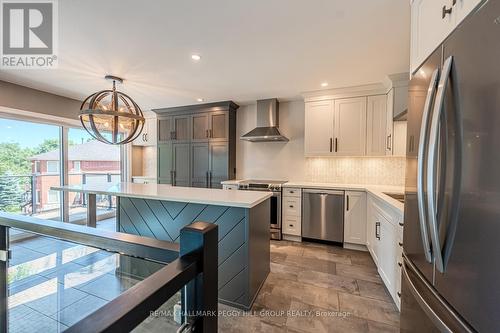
left=133, top=114, right=157, bottom=146
left=454, top=0, right=483, bottom=25
left=411, top=0, right=485, bottom=73
left=334, top=97, right=367, bottom=156
left=366, top=95, right=388, bottom=156
left=304, top=100, right=334, bottom=156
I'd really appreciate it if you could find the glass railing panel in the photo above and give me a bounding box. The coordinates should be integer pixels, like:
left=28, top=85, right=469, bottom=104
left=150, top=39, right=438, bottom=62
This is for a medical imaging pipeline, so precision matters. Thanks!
left=7, top=230, right=165, bottom=333
left=131, top=292, right=182, bottom=332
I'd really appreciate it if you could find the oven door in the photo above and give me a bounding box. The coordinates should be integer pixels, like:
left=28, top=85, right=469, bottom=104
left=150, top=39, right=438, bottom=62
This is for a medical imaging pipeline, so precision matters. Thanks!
left=270, top=192, right=282, bottom=240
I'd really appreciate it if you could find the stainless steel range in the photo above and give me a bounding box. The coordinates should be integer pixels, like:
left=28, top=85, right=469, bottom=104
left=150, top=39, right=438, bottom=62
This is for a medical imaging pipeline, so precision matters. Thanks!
left=238, top=180, right=287, bottom=240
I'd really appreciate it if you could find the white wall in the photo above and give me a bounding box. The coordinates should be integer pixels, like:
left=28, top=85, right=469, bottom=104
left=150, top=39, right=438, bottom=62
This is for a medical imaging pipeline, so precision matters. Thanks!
left=237, top=101, right=306, bottom=181
left=236, top=100, right=406, bottom=186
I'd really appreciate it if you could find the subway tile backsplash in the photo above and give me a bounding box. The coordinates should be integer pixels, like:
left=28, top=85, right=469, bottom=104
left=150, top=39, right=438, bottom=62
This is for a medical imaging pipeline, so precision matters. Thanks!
left=305, top=157, right=406, bottom=186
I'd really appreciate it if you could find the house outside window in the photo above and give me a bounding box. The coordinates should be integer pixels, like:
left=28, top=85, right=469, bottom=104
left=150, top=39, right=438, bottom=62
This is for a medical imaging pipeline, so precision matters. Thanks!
left=73, top=161, right=81, bottom=172
left=34, top=161, right=41, bottom=174
left=47, top=190, right=59, bottom=204
left=46, top=161, right=59, bottom=173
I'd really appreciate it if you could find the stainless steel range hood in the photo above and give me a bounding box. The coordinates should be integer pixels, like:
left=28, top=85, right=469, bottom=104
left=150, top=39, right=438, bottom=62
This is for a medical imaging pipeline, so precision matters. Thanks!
left=240, top=98, right=289, bottom=142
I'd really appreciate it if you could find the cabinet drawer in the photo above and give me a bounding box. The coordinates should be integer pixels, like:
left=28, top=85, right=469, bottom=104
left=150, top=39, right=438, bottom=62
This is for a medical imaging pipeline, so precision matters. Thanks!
left=283, top=197, right=301, bottom=216
left=283, top=188, right=301, bottom=197
left=282, top=215, right=301, bottom=236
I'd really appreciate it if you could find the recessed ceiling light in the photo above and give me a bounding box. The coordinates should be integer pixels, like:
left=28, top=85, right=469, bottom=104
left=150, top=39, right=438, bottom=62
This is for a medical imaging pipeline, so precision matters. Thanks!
left=191, top=54, right=201, bottom=61
left=321, top=82, right=329, bottom=87
left=196, top=98, right=204, bottom=102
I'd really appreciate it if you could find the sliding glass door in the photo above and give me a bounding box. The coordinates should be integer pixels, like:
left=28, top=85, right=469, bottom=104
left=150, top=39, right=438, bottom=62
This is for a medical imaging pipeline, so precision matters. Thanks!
left=66, top=128, right=121, bottom=230
left=0, top=118, right=62, bottom=221
left=0, top=117, right=122, bottom=232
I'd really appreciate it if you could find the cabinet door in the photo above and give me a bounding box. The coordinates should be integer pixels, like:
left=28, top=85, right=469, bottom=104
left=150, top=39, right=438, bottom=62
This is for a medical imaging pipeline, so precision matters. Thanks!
left=378, top=218, right=397, bottom=298
left=158, top=117, right=173, bottom=143
left=454, top=0, right=483, bottom=26
left=366, top=200, right=378, bottom=265
left=366, top=95, right=388, bottom=156
left=304, top=100, right=334, bottom=156
left=334, top=97, right=367, bottom=156
left=191, top=113, right=210, bottom=142
left=157, top=142, right=172, bottom=183
left=172, top=143, right=190, bottom=186
left=209, top=112, right=229, bottom=141
left=191, top=143, right=209, bottom=188
left=410, top=0, right=454, bottom=73
left=344, top=191, right=367, bottom=245
left=173, top=115, right=190, bottom=142
left=209, top=142, right=229, bottom=189
left=386, top=90, right=394, bottom=156
left=145, top=117, right=157, bottom=146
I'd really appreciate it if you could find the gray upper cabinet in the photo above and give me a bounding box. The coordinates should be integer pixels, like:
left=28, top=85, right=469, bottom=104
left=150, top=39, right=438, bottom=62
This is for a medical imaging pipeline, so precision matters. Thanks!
left=209, top=142, right=229, bottom=189
left=158, top=117, right=173, bottom=143
left=209, top=112, right=229, bottom=142
left=172, top=143, right=190, bottom=187
left=191, top=143, right=210, bottom=188
left=173, top=115, right=191, bottom=142
left=191, top=113, right=210, bottom=142
left=153, top=101, right=238, bottom=188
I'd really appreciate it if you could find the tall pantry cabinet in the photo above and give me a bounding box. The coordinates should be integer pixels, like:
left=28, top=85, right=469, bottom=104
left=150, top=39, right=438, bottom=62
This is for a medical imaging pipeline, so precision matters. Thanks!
left=153, top=101, right=238, bottom=188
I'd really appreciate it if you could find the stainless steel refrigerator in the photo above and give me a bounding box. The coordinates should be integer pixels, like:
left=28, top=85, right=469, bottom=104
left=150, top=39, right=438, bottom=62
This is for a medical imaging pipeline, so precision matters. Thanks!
left=401, top=1, right=500, bottom=332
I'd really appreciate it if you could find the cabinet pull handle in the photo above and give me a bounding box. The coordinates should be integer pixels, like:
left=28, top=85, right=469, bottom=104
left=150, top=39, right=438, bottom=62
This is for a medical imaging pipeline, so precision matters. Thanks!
left=206, top=171, right=209, bottom=188
left=209, top=129, right=213, bottom=138
left=398, top=262, right=402, bottom=267
left=399, top=222, right=404, bottom=227
left=375, top=221, right=381, bottom=240
left=335, top=138, right=338, bottom=152
left=397, top=292, right=401, bottom=298
left=329, top=138, right=333, bottom=152
left=387, top=134, right=392, bottom=150
left=289, top=224, right=293, bottom=227
left=289, top=205, right=294, bottom=208
left=206, top=129, right=209, bottom=138
left=145, top=133, right=148, bottom=142
left=399, top=242, right=403, bottom=247
left=346, top=195, right=349, bottom=211
left=290, top=190, right=294, bottom=194
left=442, top=5, right=452, bottom=19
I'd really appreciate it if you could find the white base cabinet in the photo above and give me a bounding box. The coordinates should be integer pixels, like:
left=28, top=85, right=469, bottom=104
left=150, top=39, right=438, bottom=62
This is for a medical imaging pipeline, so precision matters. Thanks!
left=282, top=188, right=302, bottom=238
left=366, top=194, right=403, bottom=310
left=344, top=191, right=367, bottom=245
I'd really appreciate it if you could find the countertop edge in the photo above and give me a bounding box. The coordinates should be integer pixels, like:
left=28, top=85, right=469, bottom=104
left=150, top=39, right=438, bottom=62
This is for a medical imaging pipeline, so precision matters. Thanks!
left=51, top=185, right=273, bottom=209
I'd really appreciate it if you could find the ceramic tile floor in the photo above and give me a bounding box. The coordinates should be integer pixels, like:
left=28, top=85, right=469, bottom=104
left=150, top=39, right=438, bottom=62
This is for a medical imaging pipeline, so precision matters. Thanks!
left=218, top=240, right=400, bottom=333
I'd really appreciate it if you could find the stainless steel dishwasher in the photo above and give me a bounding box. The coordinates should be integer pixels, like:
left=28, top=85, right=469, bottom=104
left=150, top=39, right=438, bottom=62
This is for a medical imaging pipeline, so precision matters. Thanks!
left=302, top=189, right=344, bottom=243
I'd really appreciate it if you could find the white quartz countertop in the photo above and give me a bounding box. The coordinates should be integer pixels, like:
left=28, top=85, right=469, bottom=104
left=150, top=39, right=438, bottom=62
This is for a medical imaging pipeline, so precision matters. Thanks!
left=51, top=182, right=272, bottom=208
left=283, top=181, right=404, bottom=213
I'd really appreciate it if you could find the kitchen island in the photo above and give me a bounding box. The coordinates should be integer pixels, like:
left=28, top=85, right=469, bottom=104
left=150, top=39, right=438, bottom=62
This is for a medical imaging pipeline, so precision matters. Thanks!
left=52, top=182, right=272, bottom=310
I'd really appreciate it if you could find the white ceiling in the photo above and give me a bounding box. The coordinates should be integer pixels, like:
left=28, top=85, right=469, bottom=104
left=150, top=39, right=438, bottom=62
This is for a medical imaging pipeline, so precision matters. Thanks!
left=0, top=0, right=410, bottom=110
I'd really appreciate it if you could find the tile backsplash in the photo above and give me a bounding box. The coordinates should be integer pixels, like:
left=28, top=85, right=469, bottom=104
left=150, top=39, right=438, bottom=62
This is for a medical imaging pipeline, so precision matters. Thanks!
left=305, top=157, right=406, bottom=186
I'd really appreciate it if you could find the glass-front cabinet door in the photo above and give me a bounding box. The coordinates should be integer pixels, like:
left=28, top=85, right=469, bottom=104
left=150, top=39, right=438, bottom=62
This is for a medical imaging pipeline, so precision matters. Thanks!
left=209, top=112, right=228, bottom=142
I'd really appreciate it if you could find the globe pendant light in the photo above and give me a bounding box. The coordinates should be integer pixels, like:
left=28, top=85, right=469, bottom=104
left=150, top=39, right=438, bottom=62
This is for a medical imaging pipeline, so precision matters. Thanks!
left=79, top=75, right=145, bottom=145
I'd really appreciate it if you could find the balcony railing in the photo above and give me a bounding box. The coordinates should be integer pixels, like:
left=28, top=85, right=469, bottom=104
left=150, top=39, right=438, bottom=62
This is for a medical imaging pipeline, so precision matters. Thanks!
left=0, top=172, right=121, bottom=217
left=0, top=212, right=218, bottom=333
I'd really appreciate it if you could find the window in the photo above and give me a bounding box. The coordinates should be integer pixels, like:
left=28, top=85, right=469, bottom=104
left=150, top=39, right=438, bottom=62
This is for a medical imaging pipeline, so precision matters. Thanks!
left=34, top=161, right=41, bottom=173
left=47, top=190, right=59, bottom=204
left=73, top=161, right=81, bottom=172
left=36, top=190, right=41, bottom=204
left=47, top=161, right=59, bottom=173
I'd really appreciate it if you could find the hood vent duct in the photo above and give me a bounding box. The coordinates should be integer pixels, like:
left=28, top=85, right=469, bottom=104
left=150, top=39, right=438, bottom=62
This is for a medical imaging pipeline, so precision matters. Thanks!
left=240, top=98, right=289, bottom=142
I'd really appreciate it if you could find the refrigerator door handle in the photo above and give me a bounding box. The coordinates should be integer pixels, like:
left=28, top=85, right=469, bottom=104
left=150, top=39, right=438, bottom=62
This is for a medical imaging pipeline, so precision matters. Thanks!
left=427, top=56, right=453, bottom=273
left=402, top=261, right=453, bottom=333
left=417, top=68, right=440, bottom=264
